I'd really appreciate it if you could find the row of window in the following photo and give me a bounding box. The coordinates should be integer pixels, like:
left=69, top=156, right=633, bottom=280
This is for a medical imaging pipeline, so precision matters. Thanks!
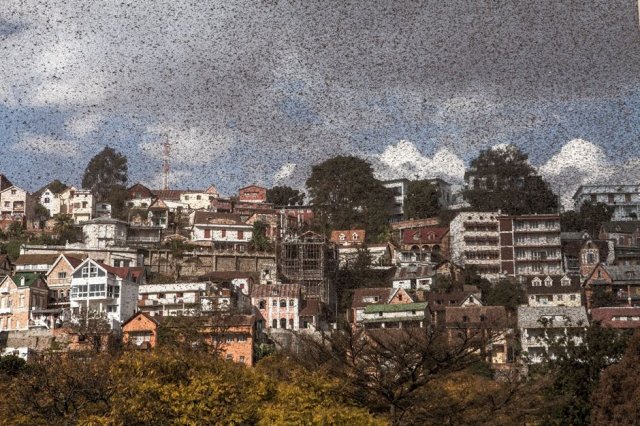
left=71, top=284, right=120, bottom=298
left=203, top=229, right=246, bottom=239
left=258, top=299, right=296, bottom=309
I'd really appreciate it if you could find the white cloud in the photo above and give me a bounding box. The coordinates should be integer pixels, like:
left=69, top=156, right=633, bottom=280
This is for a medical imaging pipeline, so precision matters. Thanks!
left=274, top=163, right=296, bottom=182
left=538, top=139, right=613, bottom=209
left=375, top=139, right=466, bottom=183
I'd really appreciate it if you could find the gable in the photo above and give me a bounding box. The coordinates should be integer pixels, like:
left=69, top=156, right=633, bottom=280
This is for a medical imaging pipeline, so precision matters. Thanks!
left=388, top=287, right=414, bottom=304
left=0, top=276, right=16, bottom=292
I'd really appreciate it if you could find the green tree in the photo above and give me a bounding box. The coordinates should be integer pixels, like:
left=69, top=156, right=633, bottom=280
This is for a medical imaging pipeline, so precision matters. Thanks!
left=404, top=180, right=440, bottom=220
left=45, top=179, right=68, bottom=194
left=560, top=209, right=582, bottom=232
left=82, top=146, right=130, bottom=219
left=580, top=201, right=615, bottom=237
left=483, top=279, right=526, bottom=312
left=306, top=155, right=393, bottom=241
left=53, top=213, right=79, bottom=244
left=590, top=285, right=620, bottom=308
left=463, top=145, right=558, bottom=215
left=266, top=186, right=305, bottom=206
left=248, top=220, right=272, bottom=252
left=6, top=221, right=25, bottom=239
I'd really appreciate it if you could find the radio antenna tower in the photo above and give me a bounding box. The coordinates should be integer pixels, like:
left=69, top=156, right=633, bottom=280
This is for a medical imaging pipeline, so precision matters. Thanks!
left=162, top=137, right=170, bottom=190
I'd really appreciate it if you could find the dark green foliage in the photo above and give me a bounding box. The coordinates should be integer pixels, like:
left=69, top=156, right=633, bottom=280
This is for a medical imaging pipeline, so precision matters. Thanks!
left=306, top=155, right=393, bottom=241
left=82, top=146, right=129, bottom=218
left=34, top=203, right=50, bottom=221
left=536, top=324, right=630, bottom=425
left=590, top=285, right=621, bottom=308
left=53, top=214, right=80, bottom=244
left=6, top=221, right=25, bottom=239
left=404, top=180, right=440, bottom=220
left=266, top=186, right=305, bottom=206
left=248, top=220, right=272, bottom=252
left=46, top=179, right=68, bottom=194
left=561, top=201, right=614, bottom=237
left=482, top=279, right=526, bottom=312
left=0, top=355, right=26, bottom=377
left=463, top=145, right=558, bottom=215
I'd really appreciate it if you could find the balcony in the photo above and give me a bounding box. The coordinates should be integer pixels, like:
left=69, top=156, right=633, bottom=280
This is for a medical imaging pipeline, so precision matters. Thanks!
left=0, top=307, right=12, bottom=314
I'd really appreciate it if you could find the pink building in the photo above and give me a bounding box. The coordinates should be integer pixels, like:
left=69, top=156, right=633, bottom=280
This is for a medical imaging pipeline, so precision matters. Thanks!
left=251, top=283, right=302, bottom=331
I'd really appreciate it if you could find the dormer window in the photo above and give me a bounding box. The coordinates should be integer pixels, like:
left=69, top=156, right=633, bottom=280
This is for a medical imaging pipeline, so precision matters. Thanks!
left=544, top=277, right=553, bottom=287
left=339, top=233, right=345, bottom=241
left=625, top=271, right=635, bottom=279
left=352, top=232, right=359, bottom=240
left=561, top=276, right=571, bottom=286
left=532, top=277, right=542, bottom=287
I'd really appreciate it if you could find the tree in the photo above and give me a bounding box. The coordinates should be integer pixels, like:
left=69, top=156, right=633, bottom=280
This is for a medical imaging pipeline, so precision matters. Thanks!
left=404, top=180, right=440, bottom=220
left=590, top=285, right=621, bottom=308
left=580, top=201, right=615, bottom=237
left=483, top=279, right=526, bottom=312
left=306, top=156, right=393, bottom=241
left=82, top=146, right=130, bottom=219
left=591, top=331, right=640, bottom=424
left=266, top=186, right=305, bottom=206
left=463, top=145, right=558, bottom=215
left=248, top=220, right=272, bottom=252
left=53, top=213, right=79, bottom=244
left=46, top=179, right=68, bottom=194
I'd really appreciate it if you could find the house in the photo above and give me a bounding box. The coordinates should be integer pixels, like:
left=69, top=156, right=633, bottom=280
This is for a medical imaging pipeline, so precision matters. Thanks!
left=330, top=230, right=366, bottom=246
left=39, top=187, right=63, bottom=217
left=69, top=259, right=139, bottom=330
left=392, top=265, right=435, bottom=290
left=127, top=183, right=157, bottom=209
left=138, top=282, right=212, bottom=316
left=45, top=254, right=86, bottom=311
left=191, top=211, right=253, bottom=251
left=251, top=283, right=303, bottom=331
left=59, top=187, right=95, bottom=223
left=0, top=273, right=49, bottom=331
left=0, top=185, right=36, bottom=227
left=560, top=232, right=613, bottom=277
left=445, top=305, right=513, bottom=365
left=351, top=287, right=414, bottom=327
left=518, top=306, right=588, bottom=363
left=95, top=202, right=112, bottom=218
left=238, top=185, right=267, bottom=203
left=599, top=221, right=640, bottom=266
left=122, top=312, right=256, bottom=366
left=450, top=212, right=502, bottom=280
left=180, top=186, right=220, bottom=210
left=574, top=185, right=640, bottom=221
left=14, top=253, right=61, bottom=273
left=583, top=264, right=640, bottom=309
left=361, top=301, right=428, bottom=329
left=590, top=307, right=640, bottom=329
left=82, top=217, right=128, bottom=248
left=337, top=243, right=393, bottom=269
left=382, top=178, right=410, bottom=222
left=398, top=226, right=450, bottom=264
left=426, top=291, right=483, bottom=329
left=522, top=274, right=582, bottom=307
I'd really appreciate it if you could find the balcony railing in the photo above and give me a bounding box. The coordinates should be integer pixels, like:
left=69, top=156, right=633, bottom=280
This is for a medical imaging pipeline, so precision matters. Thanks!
left=0, top=307, right=12, bottom=314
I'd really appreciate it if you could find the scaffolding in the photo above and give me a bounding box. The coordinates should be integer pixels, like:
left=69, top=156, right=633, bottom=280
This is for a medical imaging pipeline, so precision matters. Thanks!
left=279, top=231, right=337, bottom=308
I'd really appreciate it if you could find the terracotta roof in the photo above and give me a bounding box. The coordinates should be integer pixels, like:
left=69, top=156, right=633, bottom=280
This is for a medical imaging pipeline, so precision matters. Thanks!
left=427, top=291, right=477, bottom=312
left=128, top=183, right=155, bottom=198
left=300, top=299, right=325, bottom=317
left=591, top=307, right=640, bottom=329
left=402, top=226, right=449, bottom=245
left=14, top=254, right=60, bottom=266
left=330, top=230, right=366, bottom=244
left=523, top=275, right=581, bottom=295
left=122, top=311, right=161, bottom=328
left=351, top=287, right=393, bottom=309
left=98, top=263, right=132, bottom=280
left=192, top=211, right=247, bottom=226
left=445, top=306, right=508, bottom=327
left=199, top=271, right=256, bottom=281
left=152, top=189, right=187, bottom=201
left=251, top=283, right=302, bottom=299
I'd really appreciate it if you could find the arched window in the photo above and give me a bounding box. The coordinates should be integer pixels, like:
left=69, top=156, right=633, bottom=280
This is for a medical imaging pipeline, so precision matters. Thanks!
left=544, top=277, right=553, bottom=287
left=272, top=319, right=278, bottom=328
left=280, top=299, right=286, bottom=307
left=280, top=318, right=287, bottom=329
left=258, top=300, right=265, bottom=309
left=289, top=318, right=294, bottom=329
left=289, top=299, right=295, bottom=307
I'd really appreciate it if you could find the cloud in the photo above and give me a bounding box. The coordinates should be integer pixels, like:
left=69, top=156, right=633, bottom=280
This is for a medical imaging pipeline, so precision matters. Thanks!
left=375, top=140, right=466, bottom=183
left=274, top=163, right=297, bottom=183
left=12, top=134, right=81, bottom=156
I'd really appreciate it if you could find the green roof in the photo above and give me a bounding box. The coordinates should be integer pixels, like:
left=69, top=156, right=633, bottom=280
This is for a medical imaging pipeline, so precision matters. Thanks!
left=363, top=302, right=428, bottom=314
left=362, top=316, right=426, bottom=324
left=11, top=273, right=42, bottom=288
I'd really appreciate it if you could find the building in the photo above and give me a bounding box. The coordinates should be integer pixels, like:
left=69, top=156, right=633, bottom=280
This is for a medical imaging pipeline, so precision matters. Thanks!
left=392, top=265, right=434, bottom=290
left=0, top=273, right=49, bottom=331
left=583, top=264, right=640, bottom=309
left=560, top=232, right=613, bottom=277
left=498, top=214, right=562, bottom=276
left=337, top=243, right=393, bottom=269
left=137, top=282, right=210, bottom=316
left=349, top=287, right=394, bottom=324
left=382, top=178, right=410, bottom=222
left=398, top=226, right=449, bottom=265
left=518, top=306, right=588, bottom=363
left=522, top=274, right=582, bottom=307
left=361, top=301, right=428, bottom=329
left=0, top=185, right=36, bottom=226
left=251, top=283, right=302, bottom=331
left=599, top=221, right=640, bottom=266
left=0, top=254, right=13, bottom=276
left=14, top=253, right=61, bottom=273
left=590, top=307, right=640, bottom=329
left=426, top=291, right=483, bottom=329
left=445, top=305, right=512, bottom=365
left=59, top=187, right=95, bottom=223
left=127, top=183, right=157, bottom=209
left=45, top=254, right=85, bottom=312
left=122, top=312, right=256, bottom=366
left=330, top=229, right=366, bottom=246
left=450, top=212, right=502, bottom=280
left=238, top=185, right=267, bottom=203
left=39, top=187, right=63, bottom=216
left=69, top=259, right=139, bottom=330
left=82, top=217, right=129, bottom=248
left=191, top=211, right=253, bottom=251
left=573, top=185, right=640, bottom=221
left=180, top=185, right=219, bottom=210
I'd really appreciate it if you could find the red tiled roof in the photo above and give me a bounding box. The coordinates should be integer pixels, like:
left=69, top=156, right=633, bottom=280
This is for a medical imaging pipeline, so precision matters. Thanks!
left=427, top=291, right=477, bottom=312
left=591, top=307, right=640, bottom=329
left=300, top=299, right=324, bottom=317
left=251, top=283, right=302, bottom=299
left=152, top=189, right=187, bottom=201
left=445, top=306, right=508, bottom=327
left=351, top=287, right=393, bottom=309
left=192, top=211, right=247, bottom=226
left=402, top=226, right=449, bottom=245
left=330, top=230, right=366, bottom=244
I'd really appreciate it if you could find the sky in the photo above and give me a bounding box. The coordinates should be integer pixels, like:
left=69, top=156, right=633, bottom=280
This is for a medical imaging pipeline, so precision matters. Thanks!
left=2, top=1, right=640, bottom=208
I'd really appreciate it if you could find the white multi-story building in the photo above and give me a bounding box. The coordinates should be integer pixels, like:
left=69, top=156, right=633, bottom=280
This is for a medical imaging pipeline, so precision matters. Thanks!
left=522, top=275, right=582, bottom=307
left=0, top=185, right=36, bottom=223
left=450, top=212, right=502, bottom=280
left=191, top=211, right=253, bottom=251
left=39, top=187, right=62, bottom=216
left=69, top=258, right=139, bottom=330
left=573, top=185, right=640, bottom=221
left=59, top=187, right=95, bottom=223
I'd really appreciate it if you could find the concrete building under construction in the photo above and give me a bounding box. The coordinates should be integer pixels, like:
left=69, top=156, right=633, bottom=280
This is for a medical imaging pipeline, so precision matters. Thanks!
left=278, top=231, right=338, bottom=311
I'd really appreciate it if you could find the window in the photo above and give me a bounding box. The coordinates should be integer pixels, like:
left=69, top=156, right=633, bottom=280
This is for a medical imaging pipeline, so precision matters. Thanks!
left=238, top=335, right=247, bottom=342
left=259, top=300, right=265, bottom=309
left=352, top=232, right=359, bottom=240
left=570, top=294, right=576, bottom=301
left=238, top=231, right=244, bottom=240
left=462, top=315, right=469, bottom=323
left=239, top=356, right=245, bottom=364
left=272, top=299, right=277, bottom=307
left=280, top=299, right=286, bottom=307
left=158, top=293, right=166, bottom=299
left=289, top=299, right=295, bottom=307
left=561, top=277, right=571, bottom=286
left=226, top=335, right=233, bottom=343
left=3, top=202, right=9, bottom=208
left=338, top=233, right=345, bottom=241
left=532, top=277, right=542, bottom=287
left=81, top=263, right=99, bottom=278
left=226, top=354, right=233, bottom=361
left=58, top=272, right=67, bottom=279
left=272, top=319, right=278, bottom=328
left=289, top=318, right=294, bottom=328
left=204, top=229, right=211, bottom=239
left=107, top=305, right=117, bottom=313
left=626, top=271, right=636, bottom=279
left=587, top=253, right=595, bottom=264
left=44, top=197, right=50, bottom=203
left=626, top=194, right=632, bottom=202
left=19, top=295, right=24, bottom=307
left=10, top=190, right=16, bottom=195
left=196, top=195, right=202, bottom=200
left=185, top=195, right=190, bottom=201
left=280, top=318, right=287, bottom=329
left=221, top=229, right=226, bottom=238
left=608, top=194, right=614, bottom=203
left=544, top=277, right=553, bottom=287
left=591, top=194, right=597, bottom=202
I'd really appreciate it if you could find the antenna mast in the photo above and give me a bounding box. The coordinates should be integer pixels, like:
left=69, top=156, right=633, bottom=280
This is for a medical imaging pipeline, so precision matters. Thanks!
left=162, top=136, right=170, bottom=190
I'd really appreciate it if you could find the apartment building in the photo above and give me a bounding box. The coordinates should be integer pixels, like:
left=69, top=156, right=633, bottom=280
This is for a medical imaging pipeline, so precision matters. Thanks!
left=450, top=212, right=502, bottom=280
left=499, top=214, right=562, bottom=276
left=573, top=185, right=640, bottom=221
